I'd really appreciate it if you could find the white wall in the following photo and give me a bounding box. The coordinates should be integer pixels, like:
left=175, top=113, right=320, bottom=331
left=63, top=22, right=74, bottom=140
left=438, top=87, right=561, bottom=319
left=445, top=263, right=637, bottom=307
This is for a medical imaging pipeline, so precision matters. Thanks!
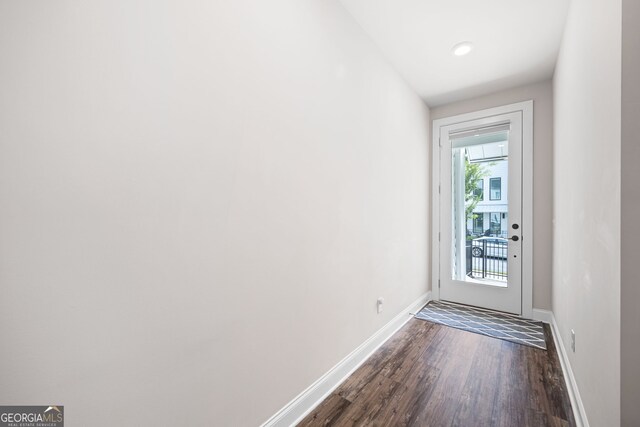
left=0, top=1, right=430, bottom=425
left=553, top=0, right=621, bottom=425
left=621, top=0, right=640, bottom=424
left=431, top=80, right=554, bottom=309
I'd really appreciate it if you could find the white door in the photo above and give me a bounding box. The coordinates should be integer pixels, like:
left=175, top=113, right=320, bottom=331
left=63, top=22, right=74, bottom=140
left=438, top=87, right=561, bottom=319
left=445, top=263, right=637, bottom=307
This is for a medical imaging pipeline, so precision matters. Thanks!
left=435, top=108, right=528, bottom=315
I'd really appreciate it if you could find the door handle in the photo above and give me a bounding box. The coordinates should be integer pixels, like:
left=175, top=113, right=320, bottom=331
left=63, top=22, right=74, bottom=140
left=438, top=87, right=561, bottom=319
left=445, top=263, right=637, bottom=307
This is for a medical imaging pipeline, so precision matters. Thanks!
left=508, top=236, right=519, bottom=242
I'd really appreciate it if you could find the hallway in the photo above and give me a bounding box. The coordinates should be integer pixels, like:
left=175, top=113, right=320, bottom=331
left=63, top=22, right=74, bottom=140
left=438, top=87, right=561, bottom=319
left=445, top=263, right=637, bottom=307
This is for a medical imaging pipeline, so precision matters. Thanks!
left=0, top=0, right=636, bottom=425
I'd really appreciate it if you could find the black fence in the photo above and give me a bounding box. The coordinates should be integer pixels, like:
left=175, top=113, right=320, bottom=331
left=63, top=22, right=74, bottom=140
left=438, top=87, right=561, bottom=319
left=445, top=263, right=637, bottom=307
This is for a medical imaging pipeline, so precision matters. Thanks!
left=466, top=238, right=508, bottom=281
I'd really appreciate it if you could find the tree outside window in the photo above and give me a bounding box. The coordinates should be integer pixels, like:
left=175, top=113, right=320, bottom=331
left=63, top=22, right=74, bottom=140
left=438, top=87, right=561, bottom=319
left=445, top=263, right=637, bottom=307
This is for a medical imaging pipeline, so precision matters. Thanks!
left=465, top=158, right=492, bottom=231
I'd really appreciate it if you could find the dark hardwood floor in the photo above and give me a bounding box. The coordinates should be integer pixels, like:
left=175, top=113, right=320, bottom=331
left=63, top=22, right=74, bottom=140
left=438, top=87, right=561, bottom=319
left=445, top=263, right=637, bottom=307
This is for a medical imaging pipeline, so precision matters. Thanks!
left=298, top=318, right=575, bottom=427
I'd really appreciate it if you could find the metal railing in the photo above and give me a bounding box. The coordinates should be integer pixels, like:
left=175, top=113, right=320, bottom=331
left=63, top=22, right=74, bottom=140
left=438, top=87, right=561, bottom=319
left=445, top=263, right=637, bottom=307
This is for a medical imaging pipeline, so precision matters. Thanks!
left=467, top=238, right=508, bottom=281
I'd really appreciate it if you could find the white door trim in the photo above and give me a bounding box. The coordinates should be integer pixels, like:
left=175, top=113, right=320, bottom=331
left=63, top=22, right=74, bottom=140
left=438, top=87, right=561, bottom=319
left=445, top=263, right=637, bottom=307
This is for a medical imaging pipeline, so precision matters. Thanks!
left=431, top=100, right=534, bottom=318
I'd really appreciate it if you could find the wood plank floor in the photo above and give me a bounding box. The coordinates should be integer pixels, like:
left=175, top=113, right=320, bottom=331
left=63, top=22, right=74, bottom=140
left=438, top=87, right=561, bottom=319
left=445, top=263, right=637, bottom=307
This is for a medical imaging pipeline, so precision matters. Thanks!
left=298, top=319, right=575, bottom=427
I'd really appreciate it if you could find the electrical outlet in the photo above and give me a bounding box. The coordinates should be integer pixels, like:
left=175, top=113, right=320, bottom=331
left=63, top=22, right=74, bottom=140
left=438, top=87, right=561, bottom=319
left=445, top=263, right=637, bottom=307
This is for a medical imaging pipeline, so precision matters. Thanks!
left=571, top=329, right=576, bottom=352
left=377, top=297, right=384, bottom=314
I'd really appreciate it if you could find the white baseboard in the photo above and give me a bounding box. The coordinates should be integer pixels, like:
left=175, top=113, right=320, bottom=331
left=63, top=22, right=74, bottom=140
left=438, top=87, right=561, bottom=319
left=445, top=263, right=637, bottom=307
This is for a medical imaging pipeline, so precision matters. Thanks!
left=533, top=309, right=589, bottom=427
left=260, top=292, right=431, bottom=427
left=531, top=308, right=553, bottom=324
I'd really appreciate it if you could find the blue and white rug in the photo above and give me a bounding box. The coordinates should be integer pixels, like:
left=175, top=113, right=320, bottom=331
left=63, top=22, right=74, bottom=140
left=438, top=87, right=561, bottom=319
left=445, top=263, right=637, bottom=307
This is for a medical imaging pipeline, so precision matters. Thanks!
left=415, top=300, right=547, bottom=350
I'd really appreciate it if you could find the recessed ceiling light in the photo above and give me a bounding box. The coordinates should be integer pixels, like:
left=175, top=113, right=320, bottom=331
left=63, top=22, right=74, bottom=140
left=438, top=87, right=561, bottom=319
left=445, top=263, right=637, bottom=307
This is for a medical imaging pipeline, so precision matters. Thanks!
left=452, top=41, right=473, bottom=56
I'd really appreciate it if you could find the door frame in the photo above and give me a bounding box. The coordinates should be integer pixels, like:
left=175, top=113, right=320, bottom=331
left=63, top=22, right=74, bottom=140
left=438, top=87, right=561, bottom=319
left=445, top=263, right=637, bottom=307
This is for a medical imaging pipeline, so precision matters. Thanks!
left=431, top=100, right=534, bottom=318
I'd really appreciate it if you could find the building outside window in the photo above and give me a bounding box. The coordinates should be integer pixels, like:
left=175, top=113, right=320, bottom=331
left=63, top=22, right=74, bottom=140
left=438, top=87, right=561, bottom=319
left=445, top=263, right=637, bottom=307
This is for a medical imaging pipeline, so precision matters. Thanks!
left=473, top=213, right=484, bottom=234
left=490, top=177, right=501, bottom=200
left=466, top=160, right=508, bottom=238
left=490, top=212, right=501, bottom=235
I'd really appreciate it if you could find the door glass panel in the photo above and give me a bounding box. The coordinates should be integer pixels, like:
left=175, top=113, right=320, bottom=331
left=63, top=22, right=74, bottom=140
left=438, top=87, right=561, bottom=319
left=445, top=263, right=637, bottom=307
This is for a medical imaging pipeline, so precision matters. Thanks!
left=450, top=130, right=509, bottom=286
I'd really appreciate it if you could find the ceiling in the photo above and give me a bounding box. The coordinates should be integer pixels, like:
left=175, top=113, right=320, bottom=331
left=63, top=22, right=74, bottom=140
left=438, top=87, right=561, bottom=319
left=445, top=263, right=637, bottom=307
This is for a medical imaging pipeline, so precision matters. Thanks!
left=338, top=0, right=570, bottom=106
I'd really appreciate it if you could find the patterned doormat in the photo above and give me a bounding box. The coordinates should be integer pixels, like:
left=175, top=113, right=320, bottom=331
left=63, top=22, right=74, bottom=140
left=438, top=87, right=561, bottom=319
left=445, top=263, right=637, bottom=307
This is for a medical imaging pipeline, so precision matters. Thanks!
left=415, top=300, right=547, bottom=350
